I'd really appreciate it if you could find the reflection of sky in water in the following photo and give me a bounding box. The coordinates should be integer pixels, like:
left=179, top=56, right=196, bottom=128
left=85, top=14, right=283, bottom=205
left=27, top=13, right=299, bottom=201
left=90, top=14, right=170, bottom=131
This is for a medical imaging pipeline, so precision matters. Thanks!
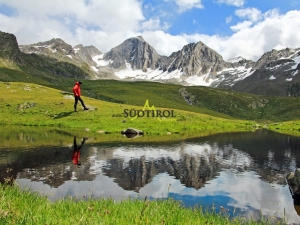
left=6, top=129, right=300, bottom=224
left=139, top=171, right=295, bottom=220
left=18, top=175, right=140, bottom=201
left=17, top=170, right=298, bottom=223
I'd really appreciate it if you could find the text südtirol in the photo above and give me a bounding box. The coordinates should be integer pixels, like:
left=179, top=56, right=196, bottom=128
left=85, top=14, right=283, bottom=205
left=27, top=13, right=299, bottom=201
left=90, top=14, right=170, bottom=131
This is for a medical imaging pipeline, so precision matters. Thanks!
left=123, top=109, right=176, bottom=118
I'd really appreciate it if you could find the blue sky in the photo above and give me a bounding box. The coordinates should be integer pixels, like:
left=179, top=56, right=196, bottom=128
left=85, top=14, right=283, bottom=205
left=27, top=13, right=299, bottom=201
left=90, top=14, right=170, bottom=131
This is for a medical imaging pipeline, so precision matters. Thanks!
left=0, top=0, right=300, bottom=60
left=162, top=0, right=299, bottom=35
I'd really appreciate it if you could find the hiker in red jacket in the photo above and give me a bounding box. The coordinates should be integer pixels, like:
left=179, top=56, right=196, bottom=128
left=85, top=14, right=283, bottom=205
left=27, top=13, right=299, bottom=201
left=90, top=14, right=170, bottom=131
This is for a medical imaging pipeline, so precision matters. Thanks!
left=72, top=81, right=89, bottom=111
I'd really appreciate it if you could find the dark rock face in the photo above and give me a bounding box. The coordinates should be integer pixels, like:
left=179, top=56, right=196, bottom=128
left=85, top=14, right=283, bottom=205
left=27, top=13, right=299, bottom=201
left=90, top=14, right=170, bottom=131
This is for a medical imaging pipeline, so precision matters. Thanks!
left=73, top=44, right=102, bottom=66
left=20, top=38, right=76, bottom=57
left=101, top=38, right=300, bottom=97
left=19, top=38, right=118, bottom=79
left=103, top=36, right=164, bottom=72
left=0, top=31, right=22, bottom=63
left=227, top=57, right=255, bottom=69
left=167, top=42, right=227, bottom=77
left=0, top=33, right=92, bottom=80
left=100, top=37, right=300, bottom=97
left=229, top=48, right=300, bottom=96
left=103, top=153, right=220, bottom=192
left=77, top=45, right=102, bottom=57
left=104, top=38, right=233, bottom=78
left=252, top=48, right=300, bottom=70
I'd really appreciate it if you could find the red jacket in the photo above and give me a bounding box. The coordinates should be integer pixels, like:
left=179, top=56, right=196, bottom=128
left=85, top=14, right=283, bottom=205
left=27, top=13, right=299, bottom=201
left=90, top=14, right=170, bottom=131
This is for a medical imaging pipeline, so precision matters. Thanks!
left=73, top=82, right=81, bottom=97
left=72, top=150, right=80, bottom=165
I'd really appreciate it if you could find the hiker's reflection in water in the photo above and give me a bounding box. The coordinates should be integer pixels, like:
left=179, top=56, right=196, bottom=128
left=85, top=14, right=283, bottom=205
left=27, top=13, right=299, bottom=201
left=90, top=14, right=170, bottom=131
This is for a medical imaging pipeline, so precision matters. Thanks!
left=72, top=137, right=87, bottom=167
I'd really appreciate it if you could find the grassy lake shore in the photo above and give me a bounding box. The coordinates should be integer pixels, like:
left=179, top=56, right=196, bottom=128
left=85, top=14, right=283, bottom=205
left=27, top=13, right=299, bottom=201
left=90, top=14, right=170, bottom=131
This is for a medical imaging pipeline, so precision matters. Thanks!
left=0, top=183, right=286, bottom=225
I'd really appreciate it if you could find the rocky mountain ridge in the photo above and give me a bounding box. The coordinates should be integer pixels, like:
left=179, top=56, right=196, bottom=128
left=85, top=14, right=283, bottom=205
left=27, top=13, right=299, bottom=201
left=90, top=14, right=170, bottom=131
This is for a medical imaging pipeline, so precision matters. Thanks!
left=1, top=30, right=300, bottom=96
left=0, top=31, right=94, bottom=81
left=227, top=48, right=300, bottom=96
left=103, top=36, right=166, bottom=72
left=0, top=31, right=21, bottom=63
left=18, top=36, right=121, bottom=80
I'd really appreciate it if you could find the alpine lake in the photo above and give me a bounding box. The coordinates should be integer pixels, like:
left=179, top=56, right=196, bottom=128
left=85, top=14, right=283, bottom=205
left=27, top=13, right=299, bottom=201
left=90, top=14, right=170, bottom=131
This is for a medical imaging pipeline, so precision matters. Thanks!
left=1, top=126, right=300, bottom=224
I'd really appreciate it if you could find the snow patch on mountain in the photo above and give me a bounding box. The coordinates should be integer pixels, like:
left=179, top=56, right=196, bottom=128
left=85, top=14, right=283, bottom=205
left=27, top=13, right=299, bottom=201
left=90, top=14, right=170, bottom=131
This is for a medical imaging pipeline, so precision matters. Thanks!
left=113, top=59, right=182, bottom=81
left=233, top=68, right=254, bottom=82
left=113, top=63, right=257, bottom=87
left=291, top=55, right=300, bottom=69
left=185, top=74, right=216, bottom=86
left=135, top=69, right=165, bottom=80
left=268, top=64, right=285, bottom=70
left=105, top=143, right=251, bottom=169
left=292, top=70, right=299, bottom=76
left=136, top=69, right=181, bottom=81
left=220, top=65, right=253, bottom=78
left=113, top=146, right=182, bottom=165
left=115, top=60, right=143, bottom=79
left=227, top=56, right=244, bottom=63
left=33, top=45, right=48, bottom=48
left=158, top=69, right=182, bottom=80
left=93, top=54, right=111, bottom=66
left=269, top=75, right=276, bottom=80
left=73, top=47, right=80, bottom=53
left=91, top=66, right=98, bottom=72
left=288, top=50, right=300, bottom=58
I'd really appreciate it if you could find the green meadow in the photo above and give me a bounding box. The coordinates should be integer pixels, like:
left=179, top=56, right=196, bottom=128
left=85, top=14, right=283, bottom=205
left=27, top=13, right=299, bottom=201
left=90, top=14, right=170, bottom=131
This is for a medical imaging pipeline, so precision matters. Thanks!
left=2, top=79, right=300, bottom=138
left=0, top=81, right=258, bottom=137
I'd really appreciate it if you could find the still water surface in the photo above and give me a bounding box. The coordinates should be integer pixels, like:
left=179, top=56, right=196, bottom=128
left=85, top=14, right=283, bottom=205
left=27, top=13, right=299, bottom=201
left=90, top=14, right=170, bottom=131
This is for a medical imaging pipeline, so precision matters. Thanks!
left=1, top=128, right=300, bottom=223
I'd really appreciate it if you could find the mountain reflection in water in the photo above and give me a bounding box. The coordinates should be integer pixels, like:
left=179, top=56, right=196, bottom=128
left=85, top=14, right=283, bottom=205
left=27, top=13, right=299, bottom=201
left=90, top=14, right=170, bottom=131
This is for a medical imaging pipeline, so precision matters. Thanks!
left=1, top=128, right=300, bottom=223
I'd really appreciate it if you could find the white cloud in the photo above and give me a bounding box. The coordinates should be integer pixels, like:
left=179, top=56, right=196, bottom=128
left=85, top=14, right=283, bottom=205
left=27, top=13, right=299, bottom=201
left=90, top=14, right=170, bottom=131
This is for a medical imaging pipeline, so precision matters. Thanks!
left=165, top=0, right=204, bottom=12
left=216, top=0, right=245, bottom=7
left=230, top=20, right=252, bottom=31
left=141, top=18, right=170, bottom=31
left=218, top=10, right=300, bottom=60
left=263, top=8, right=280, bottom=19
left=0, top=0, right=147, bottom=52
left=141, top=9, right=300, bottom=61
left=142, top=30, right=189, bottom=56
left=235, top=7, right=262, bottom=22
left=226, top=16, right=232, bottom=23
left=0, top=0, right=145, bottom=32
left=0, top=0, right=300, bottom=63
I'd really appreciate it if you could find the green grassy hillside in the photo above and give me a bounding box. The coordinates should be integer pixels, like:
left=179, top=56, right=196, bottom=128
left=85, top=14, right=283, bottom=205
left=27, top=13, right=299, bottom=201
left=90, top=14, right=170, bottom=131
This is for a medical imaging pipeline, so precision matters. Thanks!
left=2, top=64, right=300, bottom=125
left=56, top=79, right=300, bottom=123
left=0, top=82, right=257, bottom=136
left=185, top=86, right=300, bottom=121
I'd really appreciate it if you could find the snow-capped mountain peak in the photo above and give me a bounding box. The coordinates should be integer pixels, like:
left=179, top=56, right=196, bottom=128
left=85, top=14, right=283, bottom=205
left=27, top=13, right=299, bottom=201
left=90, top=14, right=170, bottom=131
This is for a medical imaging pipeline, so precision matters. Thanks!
left=17, top=32, right=300, bottom=96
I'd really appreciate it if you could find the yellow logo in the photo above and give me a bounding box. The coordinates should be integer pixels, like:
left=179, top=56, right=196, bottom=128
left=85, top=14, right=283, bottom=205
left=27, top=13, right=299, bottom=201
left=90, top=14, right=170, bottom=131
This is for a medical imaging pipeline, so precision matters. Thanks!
left=123, top=100, right=176, bottom=121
